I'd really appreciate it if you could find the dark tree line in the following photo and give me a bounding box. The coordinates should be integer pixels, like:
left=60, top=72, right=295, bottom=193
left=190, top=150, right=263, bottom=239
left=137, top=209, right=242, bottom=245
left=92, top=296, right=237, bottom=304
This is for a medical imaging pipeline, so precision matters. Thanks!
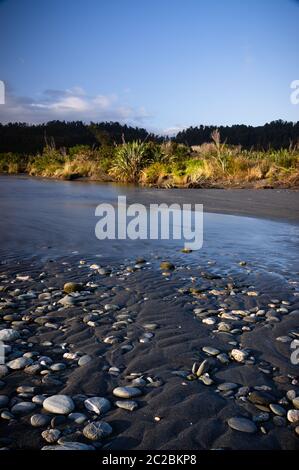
left=0, top=121, right=161, bottom=154
left=175, top=120, right=299, bottom=150
left=0, top=119, right=299, bottom=154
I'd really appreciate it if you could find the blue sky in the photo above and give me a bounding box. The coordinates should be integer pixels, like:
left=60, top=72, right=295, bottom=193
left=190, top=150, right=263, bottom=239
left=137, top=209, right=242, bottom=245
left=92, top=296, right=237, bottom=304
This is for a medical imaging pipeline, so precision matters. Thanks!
left=0, top=0, right=298, bottom=133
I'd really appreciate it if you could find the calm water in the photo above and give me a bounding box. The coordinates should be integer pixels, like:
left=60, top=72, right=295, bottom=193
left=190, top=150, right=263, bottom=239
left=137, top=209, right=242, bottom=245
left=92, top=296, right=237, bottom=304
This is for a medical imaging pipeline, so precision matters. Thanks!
left=0, top=175, right=298, bottom=282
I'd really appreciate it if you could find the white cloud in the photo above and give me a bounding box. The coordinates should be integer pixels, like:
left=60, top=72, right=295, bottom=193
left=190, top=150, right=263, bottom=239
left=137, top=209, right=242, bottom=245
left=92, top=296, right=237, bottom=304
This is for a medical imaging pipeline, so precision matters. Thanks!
left=161, top=126, right=186, bottom=136
left=0, top=87, right=151, bottom=124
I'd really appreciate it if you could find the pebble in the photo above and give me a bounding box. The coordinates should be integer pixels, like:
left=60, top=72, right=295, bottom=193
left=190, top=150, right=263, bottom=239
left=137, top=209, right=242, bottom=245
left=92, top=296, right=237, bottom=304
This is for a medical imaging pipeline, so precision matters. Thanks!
left=115, top=400, right=138, bottom=411
left=83, top=421, right=113, bottom=440
left=202, top=346, right=220, bottom=356
left=78, top=355, right=92, bottom=366
left=11, top=401, right=36, bottom=415
left=43, top=395, right=75, bottom=415
left=7, top=357, right=33, bottom=370
left=292, top=397, right=299, bottom=409
left=84, top=397, right=111, bottom=416
left=218, top=383, right=238, bottom=392
left=269, top=404, right=286, bottom=416
left=30, top=414, right=51, bottom=427
left=0, top=329, right=20, bottom=342
left=68, top=412, right=87, bottom=424
left=160, top=261, right=175, bottom=270
left=248, top=390, right=274, bottom=406
left=41, top=429, right=61, bottom=443
left=230, top=349, right=248, bottom=363
left=63, top=282, right=82, bottom=294
left=113, top=387, right=142, bottom=398
left=287, top=409, right=299, bottom=423
left=228, top=417, right=257, bottom=433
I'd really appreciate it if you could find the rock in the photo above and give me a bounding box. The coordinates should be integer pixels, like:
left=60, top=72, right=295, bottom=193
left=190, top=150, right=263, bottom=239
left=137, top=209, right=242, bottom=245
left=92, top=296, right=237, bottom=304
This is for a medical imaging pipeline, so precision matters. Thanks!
left=287, top=409, right=299, bottom=423
left=0, top=395, right=9, bottom=407
left=230, top=349, right=248, bottom=363
left=30, top=414, right=51, bottom=427
left=112, top=387, right=142, bottom=398
left=68, top=412, right=87, bottom=424
left=115, top=400, right=138, bottom=411
left=58, top=295, right=78, bottom=306
left=32, top=395, right=47, bottom=405
left=84, top=397, right=111, bottom=416
left=196, top=359, right=211, bottom=377
left=7, top=357, right=33, bottom=370
left=0, top=329, right=20, bottom=342
left=292, top=397, right=299, bottom=409
left=43, top=395, right=75, bottom=415
left=269, top=404, right=286, bottom=416
left=218, top=383, right=238, bottom=392
left=42, top=442, right=95, bottom=450
left=160, top=261, right=175, bottom=271
left=202, top=346, right=220, bottom=356
left=11, top=401, right=36, bottom=415
left=63, top=282, right=82, bottom=294
left=248, top=390, right=275, bottom=406
left=78, top=355, right=92, bottom=366
left=217, top=353, right=230, bottom=364
left=199, top=374, right=214, bottom=386
left=50, top=363, right=66, bottom=371
left=83, top=421, right=113, bottom=441
left=17, top=385, right=36, bottom=394
left=42, top=429, right=61, bottom=443
left=228, top=417, right=257, bottom=433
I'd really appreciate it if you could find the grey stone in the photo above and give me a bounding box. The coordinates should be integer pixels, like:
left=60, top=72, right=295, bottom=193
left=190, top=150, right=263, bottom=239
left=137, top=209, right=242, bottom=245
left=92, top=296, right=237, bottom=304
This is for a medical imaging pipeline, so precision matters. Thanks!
left=228, top=417, right=257, bottom=433
left=112, top=387, right=142, bottom=398
left=30, top=414, right=51, bottom=427
left=83, top=421, right=112, bottom=440
left=43, top=395, right=75, bottom=415
left=11, top=401, right=36, bottom=415
left=84, top=397, right=111, bottom=416
left=115, top=400, right=138, bottom=411
left=0, top=329, right=20, bottom=342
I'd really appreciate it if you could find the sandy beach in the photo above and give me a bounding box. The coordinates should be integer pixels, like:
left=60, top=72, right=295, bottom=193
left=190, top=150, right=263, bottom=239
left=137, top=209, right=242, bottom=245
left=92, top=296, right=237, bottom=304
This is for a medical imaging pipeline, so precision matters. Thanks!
left=0, top=176, right=299, bottom=450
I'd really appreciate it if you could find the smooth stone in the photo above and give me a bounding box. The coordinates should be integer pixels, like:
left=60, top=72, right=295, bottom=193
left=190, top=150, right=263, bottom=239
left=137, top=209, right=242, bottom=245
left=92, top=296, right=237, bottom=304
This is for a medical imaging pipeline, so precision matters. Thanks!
left=83, top=421, right=113, bottom=440
left=115, top=400, right=138, bottom=411
left=63, top=282, right=82, bottom=294
left=112, top=387, right=142, bottom=398
left=196, top=359, right=210, bottom=377
left=287, top=409, right=299, bottom=423
left=42, top=429, right=61, bottom=443
left=11, top=401, right=36, bottom=415
left=50, top=363, right=66, bottom=371
left=7, top=357, right=33, bottom=370
left=160, top=261, right=175, bottom=270
left=228, top=417, right=257, bottom=433
left=202, top=346, right=220, bottom=356
left=292, top=397, right=299, bottom=409
left=269, top=404, right=286, bottom=416
left=230, top=349, right=248, bottom=363
left=68, top=412, right=87, bottom=424
left=32, top=395, right=47, bottom=405
left=43, top=395, right=75, bottom=415
left=84, top=397, right=111, bottom=416
left=218, top=382, right=238, bottom=392
left=273, top=416, right=287, bottom=427
left=248, top=390, right=275, bottom=406
left=30, top=414, right=51, bottom=427
left=0, top=329, right=20, bottom=342
left=78, top=355, right=92, bottom=366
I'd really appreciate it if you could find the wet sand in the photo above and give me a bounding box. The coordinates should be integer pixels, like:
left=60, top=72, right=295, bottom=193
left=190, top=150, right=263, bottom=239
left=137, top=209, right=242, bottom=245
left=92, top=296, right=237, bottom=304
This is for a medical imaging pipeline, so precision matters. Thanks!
left=0, top=176, right=299, bottom=450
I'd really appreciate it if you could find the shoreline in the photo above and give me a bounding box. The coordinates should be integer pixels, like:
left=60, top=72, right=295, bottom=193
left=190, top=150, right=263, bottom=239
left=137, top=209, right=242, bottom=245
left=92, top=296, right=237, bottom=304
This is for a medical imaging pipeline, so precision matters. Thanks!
left=1, top=173, right=299, bottom=225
